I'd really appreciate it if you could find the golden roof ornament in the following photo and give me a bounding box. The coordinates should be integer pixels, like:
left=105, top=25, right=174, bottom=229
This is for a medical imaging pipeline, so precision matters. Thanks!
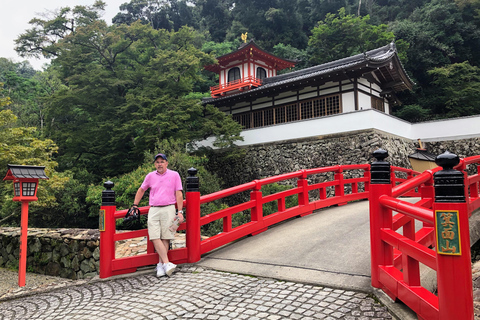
left=241, top=32, right=248, bottom=43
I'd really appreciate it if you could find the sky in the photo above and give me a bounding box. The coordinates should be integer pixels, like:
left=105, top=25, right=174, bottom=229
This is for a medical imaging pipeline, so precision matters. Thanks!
left=1, top=0, right=126, bottom=70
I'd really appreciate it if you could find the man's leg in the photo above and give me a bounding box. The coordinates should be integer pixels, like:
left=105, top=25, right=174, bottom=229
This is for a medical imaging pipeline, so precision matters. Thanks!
left=152, top=238, right=169, bottom=263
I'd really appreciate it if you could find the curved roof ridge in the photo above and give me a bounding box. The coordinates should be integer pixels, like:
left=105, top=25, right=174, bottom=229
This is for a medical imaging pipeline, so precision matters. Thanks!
left=263, top=42, right=395, bottom=85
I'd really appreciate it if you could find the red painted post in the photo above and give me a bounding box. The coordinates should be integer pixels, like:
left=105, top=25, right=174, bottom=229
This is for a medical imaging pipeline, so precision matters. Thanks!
left=251, top=180, right=268, bottom=235
left=186, top=168, right=201, bottom=263
left=99, top=181, right=116, bottom=279
left=433, top=152, right=474, bottom=320
left=250, top=181, right=263, bottom=221
left=18, top=201, right=29, bottom=287
left=297, top=170, right=309, bottom=207
left=369, top=149, right=394, bottom=289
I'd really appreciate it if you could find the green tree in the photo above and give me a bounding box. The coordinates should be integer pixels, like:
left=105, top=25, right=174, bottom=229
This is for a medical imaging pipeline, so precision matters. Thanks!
left=228, top=0, right=308, bottom=50
left=0, top=105, right=63, bottom=225
left=15, top=5, right=242, bottom=179
left=390, top=0, right=480, bottom=85
left=427, top=61, right=480, bottom=118
left=272, top=43, right=311, bottom=71
left=112, top=0, right=195, bottom=31
left=193, top=0, right=233, bottom=42
left=308, top=8, right=408, bottom=65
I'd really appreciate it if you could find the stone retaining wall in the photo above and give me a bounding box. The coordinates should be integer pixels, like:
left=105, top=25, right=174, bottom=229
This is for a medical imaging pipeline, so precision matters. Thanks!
left=0, top=228, right=100, bottom=280
left=207, top=129, right=480, bottom=189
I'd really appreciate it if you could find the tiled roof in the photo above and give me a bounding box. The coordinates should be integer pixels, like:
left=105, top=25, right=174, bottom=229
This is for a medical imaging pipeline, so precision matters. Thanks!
left=203, top=42, right=413, bottom=105
left=408, top=149, right=436, bottom=161
left=4, top=164, right=49, bottom=180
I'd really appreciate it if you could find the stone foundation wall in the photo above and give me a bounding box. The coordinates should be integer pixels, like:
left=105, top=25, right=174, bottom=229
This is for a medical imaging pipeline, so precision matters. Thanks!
left=207, top=129, right=480, bottom=189
left=0, top=228, right=100, bottom=280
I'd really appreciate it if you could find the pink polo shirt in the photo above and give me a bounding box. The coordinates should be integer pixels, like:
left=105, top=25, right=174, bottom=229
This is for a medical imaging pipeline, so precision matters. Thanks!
left=140, top=169, right=183, bottom=206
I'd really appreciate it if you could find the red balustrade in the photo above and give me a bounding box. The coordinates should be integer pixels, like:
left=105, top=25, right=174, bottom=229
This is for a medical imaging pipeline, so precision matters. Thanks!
left=210, top=76, right=263, bottom=97
left=99, top=163, right=378, bottom=278
left=369, top=152, right=480, bottom=320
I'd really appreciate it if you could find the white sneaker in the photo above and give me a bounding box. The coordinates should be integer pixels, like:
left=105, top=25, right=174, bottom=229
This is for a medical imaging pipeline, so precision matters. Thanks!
left=156, top=264, right=166, bottom=277
left=163, top=262, right=176, bottom=277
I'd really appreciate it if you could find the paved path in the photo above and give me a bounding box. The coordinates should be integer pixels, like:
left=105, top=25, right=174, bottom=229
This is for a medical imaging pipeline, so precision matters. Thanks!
left=197, top=200, right=374, bottom=292
left=0, top=265, right=393, bottom=320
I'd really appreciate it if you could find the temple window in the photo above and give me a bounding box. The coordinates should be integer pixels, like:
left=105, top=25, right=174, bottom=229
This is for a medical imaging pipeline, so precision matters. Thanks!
left=256, top=67, right=267, bottom=80
left=228, top=67, right=241, bottom=82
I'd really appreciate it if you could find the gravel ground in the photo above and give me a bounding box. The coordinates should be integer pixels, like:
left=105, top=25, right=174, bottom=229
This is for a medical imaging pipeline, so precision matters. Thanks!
left=0, top=268, right=89, bottom=301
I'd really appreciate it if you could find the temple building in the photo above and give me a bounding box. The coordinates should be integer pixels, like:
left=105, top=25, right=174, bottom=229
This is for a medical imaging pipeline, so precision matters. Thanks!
left=202, top=40, right=414, bottom=130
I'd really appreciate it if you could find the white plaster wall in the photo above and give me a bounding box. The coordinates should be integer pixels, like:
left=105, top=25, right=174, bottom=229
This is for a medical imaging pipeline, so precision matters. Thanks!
left=358, top=92, right=371, bottom=110
left=358, top=78, right=370, bottom=87
left=412, top=116, right=480, bottom=141
left=197, top=110, right=480, bottom=148
left=299, top=91, right=319, bottom=100
left=276, top=96, right=297, bottom=105
left=233, top=106, right=251, bottom=114
left=319, top=81, right=335, bottom=89
left=342, top=92, right=355, bottom=113
left=252, top=102, right=273, bottom=110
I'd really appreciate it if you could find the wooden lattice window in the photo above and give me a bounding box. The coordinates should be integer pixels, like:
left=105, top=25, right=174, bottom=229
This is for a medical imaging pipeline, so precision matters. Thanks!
left=230, top=94, right=340, bottom=129
left=326, top=95, right=340, bottom=115
left=264, top=109, right=274, bottom=126
left=253, top=110, right=263, bottom=127
left=232, top=113, right=251, bottom=129
left=286, top=104, right=298, bottom=122
left=300, top=100, right=313, bottom=120
left=275, top=106, right=286, bottom=124
left=313, top=98, right=326, bottom=117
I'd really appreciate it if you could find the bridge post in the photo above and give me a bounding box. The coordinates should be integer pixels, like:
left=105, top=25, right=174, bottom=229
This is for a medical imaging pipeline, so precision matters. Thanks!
left=335, top=167, right=348, bottom=206
left=99, top=181, right=116, bottom=279
left=369, top=149, right=394, bottom=292
left=250, top=180, right=267, bottom=235
left=297, top=170, right=312, bottom=217
left=433, top=152, right=473, bottom=320
left=186, top=167, right=201, bottom=263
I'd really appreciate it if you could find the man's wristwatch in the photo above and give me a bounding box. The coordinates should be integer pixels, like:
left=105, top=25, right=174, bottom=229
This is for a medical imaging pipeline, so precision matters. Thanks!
left=132, top=204, right=138, bottom=207
left=177, top=210, right=183, bottom=214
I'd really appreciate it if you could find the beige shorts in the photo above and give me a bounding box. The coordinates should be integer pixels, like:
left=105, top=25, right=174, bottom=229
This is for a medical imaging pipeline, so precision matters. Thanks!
left=147, top=205, right=176, bottom=240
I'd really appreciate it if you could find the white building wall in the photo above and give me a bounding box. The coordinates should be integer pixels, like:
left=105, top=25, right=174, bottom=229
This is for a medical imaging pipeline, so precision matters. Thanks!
left=342, top=92, right=355, bottom=113
left=358, top=92, right=371, bottom=110
left=198, top=110, right=480, bottom=147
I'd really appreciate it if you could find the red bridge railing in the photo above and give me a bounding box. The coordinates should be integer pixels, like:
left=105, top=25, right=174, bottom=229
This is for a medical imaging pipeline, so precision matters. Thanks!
left=369, top=150, right=479, bottom=320
left=100, top=163, right=401, bottom=277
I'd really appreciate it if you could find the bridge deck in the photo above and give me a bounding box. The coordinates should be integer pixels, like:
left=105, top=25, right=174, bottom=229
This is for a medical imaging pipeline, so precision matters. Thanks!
left=197, top=199, right=374, bottom=292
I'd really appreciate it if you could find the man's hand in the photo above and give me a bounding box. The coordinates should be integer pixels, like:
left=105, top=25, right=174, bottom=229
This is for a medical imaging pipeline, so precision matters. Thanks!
left=177, top=210, right=184, bottom=223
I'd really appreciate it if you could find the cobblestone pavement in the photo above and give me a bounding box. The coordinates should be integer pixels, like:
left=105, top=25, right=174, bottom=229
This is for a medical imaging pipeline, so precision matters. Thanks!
left=0, top=265, right=393, bottom=320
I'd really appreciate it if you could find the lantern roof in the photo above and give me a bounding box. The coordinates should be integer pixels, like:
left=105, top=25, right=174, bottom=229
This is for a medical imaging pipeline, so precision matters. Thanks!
left=3, top=164, right=49, bottom=181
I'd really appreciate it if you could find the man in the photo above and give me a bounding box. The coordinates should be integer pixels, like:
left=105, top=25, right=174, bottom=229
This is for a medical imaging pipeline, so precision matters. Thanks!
left=132, top=153, right=184, bottom=277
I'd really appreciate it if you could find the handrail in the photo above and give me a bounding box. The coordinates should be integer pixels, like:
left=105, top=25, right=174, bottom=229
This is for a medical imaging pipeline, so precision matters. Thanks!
left=391, top=168, right=437, bottom=198
left=379, top=195, right=433, bottom=224
left=211, top=76, right=263, bottom=92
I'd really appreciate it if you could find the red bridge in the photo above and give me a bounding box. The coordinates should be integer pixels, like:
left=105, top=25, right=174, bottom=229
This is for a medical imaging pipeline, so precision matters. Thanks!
left=99, top=149, right=480, bottom=320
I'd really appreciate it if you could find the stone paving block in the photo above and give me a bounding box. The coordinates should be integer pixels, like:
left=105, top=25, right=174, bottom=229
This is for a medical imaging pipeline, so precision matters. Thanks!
left=0, top=267, right=395, bottom=320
